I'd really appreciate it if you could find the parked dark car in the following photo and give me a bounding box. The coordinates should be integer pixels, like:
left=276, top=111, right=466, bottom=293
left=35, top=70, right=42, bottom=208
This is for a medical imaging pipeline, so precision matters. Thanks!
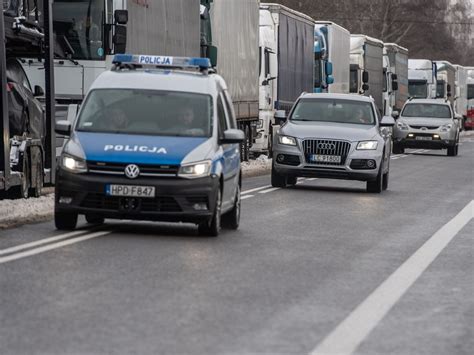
left=6, top=58, right=45, bottom=141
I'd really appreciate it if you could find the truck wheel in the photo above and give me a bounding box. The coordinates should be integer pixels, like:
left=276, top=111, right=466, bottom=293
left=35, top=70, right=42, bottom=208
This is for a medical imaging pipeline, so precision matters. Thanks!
left=242, top=125, right=250, bottom=161
left=367, top=167, right=383, bottom=193
left=222, top=185, right=240, bottom=230
left=271, top=163, right=287, bottom=188
left=268, top=125, right=273, bottom=157
left=198, top=187, right=222, bottom=237
left=18, top=153, right=30, bottom=199
left=30, top=160, right=43, bottom=198
left=85, top=214, right=105, bottom=225
left=55, top=210, right=78, bottom=230
left=392, top=143, right=404, bottom=154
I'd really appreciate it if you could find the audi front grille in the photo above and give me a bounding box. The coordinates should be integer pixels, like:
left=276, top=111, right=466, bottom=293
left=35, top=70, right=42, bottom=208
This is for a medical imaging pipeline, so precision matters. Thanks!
left=302, top=139, right=351, bottom=166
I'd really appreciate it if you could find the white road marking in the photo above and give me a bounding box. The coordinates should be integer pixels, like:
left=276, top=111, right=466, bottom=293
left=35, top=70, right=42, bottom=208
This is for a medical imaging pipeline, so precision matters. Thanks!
left=0, top=230, right=91, bottom=256
left=241, top=195, right=254, bottom=200
left=259, top=187, right=280, bottom=194
left=0, top=231, right=112, bottom=264
left=242, top=185, right=272, bottom=195
left=306, top=178, right=318, bottom=181
left=311, top=200, right=474, bottom=355
left=390, top=156, right=400, bottom=160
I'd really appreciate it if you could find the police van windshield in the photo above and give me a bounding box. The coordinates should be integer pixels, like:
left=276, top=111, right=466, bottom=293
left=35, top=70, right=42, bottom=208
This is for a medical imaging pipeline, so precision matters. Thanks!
left=290, top=99, right=376, bottom=125
left=76, top=89, right=213, bottom=137
left=402, top=103, right=451, bottom=118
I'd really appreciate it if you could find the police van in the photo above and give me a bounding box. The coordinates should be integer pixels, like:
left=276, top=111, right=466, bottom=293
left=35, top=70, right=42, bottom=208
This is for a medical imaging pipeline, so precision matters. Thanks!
left=54, top=54, right=245, bottom=236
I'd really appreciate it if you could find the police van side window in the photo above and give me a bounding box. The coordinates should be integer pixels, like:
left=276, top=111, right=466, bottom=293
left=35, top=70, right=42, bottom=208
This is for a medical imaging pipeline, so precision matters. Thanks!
left=222, top=90, right=237, bottom=129
left=217, top=94, right=229, bottom=137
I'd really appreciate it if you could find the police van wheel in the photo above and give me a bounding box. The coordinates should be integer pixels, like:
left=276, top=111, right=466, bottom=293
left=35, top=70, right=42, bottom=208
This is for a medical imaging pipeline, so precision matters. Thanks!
left=198, top=188, right=222, bottom=237
left=222, top=185, right=240, bottom=230
left=85, top=214, right=105, bottom=225
left=55, top=211, right=78, bottom=230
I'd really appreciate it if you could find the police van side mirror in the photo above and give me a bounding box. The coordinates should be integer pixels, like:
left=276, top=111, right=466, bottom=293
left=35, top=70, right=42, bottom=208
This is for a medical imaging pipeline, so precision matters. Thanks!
left=220, top=129, right=245, bottom=144
left=56, top=120, right=72, bottom=136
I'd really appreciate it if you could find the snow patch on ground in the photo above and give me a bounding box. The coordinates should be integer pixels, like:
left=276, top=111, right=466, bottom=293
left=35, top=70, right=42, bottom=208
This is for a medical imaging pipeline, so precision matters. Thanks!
left=0, top=194, right=54, bottom=229
left=241, top=155, right=272, bottom=178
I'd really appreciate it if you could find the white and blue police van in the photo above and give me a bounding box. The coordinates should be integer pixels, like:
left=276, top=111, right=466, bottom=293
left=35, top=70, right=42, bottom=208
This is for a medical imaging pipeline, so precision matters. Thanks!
left=54, top=54, right=245, bottom=236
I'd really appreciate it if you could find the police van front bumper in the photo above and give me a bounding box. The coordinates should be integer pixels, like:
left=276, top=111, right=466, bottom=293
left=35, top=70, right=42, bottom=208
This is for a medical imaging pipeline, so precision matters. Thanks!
left=55, top=169, right=219, bottom=224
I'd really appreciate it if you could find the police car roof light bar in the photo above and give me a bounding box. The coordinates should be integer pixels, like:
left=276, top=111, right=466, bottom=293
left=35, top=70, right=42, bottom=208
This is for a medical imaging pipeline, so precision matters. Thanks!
left=112, top=54, right=211, bottom=72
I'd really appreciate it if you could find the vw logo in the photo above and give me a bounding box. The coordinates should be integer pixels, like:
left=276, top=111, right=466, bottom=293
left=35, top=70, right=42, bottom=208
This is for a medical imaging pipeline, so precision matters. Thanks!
left=318, top=143, right=336, bottom=150
left=124, top=164, right=140, bottom=179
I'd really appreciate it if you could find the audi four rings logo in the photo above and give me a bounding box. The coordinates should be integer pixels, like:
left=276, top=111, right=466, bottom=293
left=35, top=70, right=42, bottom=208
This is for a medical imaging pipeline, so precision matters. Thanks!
left=125, top=164, right=140, bottom=179
left=318, top=143, right=336, bottom=150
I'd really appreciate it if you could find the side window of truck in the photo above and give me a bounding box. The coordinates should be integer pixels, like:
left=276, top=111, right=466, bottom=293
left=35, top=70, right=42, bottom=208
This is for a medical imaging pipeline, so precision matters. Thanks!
left=217, top=94, right=229, bottom=138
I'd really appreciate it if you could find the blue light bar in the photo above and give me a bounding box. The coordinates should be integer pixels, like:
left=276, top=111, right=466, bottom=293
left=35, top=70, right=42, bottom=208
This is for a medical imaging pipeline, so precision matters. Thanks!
left=112, top=54, right=211, bottom=69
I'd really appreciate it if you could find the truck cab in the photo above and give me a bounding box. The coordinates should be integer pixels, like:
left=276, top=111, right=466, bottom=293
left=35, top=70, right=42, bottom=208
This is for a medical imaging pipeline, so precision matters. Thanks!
left=408, top=59, right=437, bottom=99
left=54, top=55, right=244, bottom=236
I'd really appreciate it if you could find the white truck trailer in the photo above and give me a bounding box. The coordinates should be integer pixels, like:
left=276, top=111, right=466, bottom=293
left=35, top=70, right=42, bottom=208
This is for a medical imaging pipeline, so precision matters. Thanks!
left=208, top=0, right=260, bottom=161
left=383, top=43, right=408, bottom=115
left=350, top=35, right=384, bottom=112
left=465, top=68, right=474, bottom=130
left=454, top=65, right=468, bottom=126
left=314, top=21, right=350, bottom=94
left=435, top=61, right=456, bottom=106
left=252, top=3, right=315, bottom=155
left=408, top=59, right=437, bottom=99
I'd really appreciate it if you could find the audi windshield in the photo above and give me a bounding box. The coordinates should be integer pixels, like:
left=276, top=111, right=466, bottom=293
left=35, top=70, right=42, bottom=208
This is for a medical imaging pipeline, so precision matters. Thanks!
left=76, top=89, right=213, bottom=138
left=290, top=99, right=376, bottom=125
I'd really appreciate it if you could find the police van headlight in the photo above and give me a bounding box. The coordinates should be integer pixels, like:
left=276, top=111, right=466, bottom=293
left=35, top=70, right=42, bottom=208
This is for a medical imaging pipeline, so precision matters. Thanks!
left=61, top=154, right=88, bottom=173
left=357, top=141, right=378, bottom=150
left=178, top=160, right=211, bottom=179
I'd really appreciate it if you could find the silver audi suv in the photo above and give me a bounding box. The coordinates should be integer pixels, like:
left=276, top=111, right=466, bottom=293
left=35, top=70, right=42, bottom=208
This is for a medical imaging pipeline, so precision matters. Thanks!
left=272, top=93, right=395, bottom=193
left=392, top=99, right=460, bottom=156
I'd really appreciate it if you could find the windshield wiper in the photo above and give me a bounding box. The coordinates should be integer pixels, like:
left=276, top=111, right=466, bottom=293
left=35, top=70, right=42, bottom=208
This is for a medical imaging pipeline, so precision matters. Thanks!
left=291, top=118, right=314, bottom=121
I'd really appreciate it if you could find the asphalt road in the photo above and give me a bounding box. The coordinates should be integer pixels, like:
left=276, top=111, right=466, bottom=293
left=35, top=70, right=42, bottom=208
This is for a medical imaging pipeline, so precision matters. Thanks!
left=0, top=136, right=473, bottom=355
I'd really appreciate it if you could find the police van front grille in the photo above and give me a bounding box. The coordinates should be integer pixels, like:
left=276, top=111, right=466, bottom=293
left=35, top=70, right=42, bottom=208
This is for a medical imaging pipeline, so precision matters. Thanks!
left=302, top=139, right=351, bottom=165
left=87, top=161, right=179, bottom=177
left=81, top=194, right=182, bottom=212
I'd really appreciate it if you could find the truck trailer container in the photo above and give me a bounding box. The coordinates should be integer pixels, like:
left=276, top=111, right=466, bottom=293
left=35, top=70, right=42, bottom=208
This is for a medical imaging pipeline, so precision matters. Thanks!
left=454, top=65, right=468, bottom=125
left=383, top=43, right=408, bottom=115
left=408, top=59, right=437, bottom=99
left=252, top=3, right=315, bottom=154
left=314, top=21, right=350, bottom=94
left=207, top=0, right=260, bottom=161
left=465, top=68, right=474, bottom=129
left=435, top=60, right=456, bottom=106
left=350, top=34, right=384, bottom=112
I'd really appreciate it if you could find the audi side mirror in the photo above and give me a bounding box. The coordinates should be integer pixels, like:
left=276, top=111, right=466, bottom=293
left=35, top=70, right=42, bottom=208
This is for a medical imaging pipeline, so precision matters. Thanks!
left=380, top=116, right=395, bottom=127
left=55, top=120, right=72, bottom=136
left=274, top=110, right=287, bottom=126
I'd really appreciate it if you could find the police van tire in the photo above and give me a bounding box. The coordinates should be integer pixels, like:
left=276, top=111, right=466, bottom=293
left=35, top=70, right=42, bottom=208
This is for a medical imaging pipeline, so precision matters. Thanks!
left=222, top=185, right=240, bottom=230
left=85, top=214, right=105, bottom=225
left=271, top=164, right=287, bottom=188
left=198, top=188, right=222, bottom=237
left=55, top=211, right=78, bottom=230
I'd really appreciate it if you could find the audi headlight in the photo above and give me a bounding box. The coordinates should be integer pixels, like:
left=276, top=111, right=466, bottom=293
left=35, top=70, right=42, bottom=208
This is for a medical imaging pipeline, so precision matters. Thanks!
left=61, top=154, right=87, bottom=173
left=178, top=160, right=211, bottom=179
left=278, top=135, right=297, bottom=146
left=357, top=141, right=378, bottom=150
left=440, top=123, right=453, bottom=132
left=397, top=121, right=409, bottom=130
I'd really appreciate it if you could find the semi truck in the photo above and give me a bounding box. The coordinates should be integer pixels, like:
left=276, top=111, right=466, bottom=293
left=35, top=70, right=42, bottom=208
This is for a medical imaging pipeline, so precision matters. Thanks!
left=205, top=0, right=260, bottom=161
left=383, top=43, right=408, bottom=115
left=408, top=59, right=437, bottom=99
left=350, top=34, right=384, bottom=112
left=454, top=65, right=468, bottom=126
left=252, top=3, right=315, bottom=154
left=1, top=0, right=55, bottom=199
left=434, top=61, right=456, bottom=105
left=314, top=21, right=350, bottom=94
left=465, top=68, right=474, bottom=130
